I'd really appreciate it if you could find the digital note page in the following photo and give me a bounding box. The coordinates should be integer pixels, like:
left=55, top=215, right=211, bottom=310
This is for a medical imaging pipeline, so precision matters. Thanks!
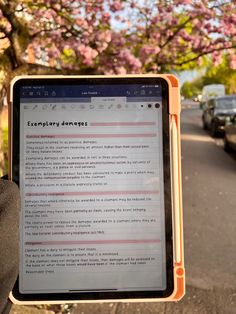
left=20, top=97, right=166, bottom=293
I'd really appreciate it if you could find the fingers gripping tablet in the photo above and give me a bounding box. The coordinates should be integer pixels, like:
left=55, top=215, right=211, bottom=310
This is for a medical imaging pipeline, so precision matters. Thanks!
left=9, top=75, right=184, bottom=304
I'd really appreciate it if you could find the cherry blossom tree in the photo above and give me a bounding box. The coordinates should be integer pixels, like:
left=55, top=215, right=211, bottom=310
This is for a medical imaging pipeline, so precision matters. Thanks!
left=0, top=0, right=236, bottom=82
left=0, top=0, right=236, bottom=173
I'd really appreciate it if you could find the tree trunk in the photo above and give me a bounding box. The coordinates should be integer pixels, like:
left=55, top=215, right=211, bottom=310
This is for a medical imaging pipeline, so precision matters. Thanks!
left=0, top=107, right=5, bottom=177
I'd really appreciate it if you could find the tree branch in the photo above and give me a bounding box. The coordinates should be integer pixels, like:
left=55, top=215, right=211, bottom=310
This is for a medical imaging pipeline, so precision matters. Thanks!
left=0, top=1, right=19, bottom=32
left=159, top=16, right=194, bottom=50
left=171, top=44, right=236, bottom=67
left=31, top=25, right=67, bottom=39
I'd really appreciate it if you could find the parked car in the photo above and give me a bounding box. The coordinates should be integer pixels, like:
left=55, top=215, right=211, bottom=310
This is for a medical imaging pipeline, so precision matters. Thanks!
left=224, top=114, right=236, bottom=153
left=200, top=84, right=225, bottom=109
left=202, top=95, right=236, bottom=137
left=193, top=95, right=201, bottom=102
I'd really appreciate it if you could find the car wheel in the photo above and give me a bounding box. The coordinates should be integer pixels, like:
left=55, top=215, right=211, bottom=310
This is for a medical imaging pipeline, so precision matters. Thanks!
left=224, top=136, right=232, bottom=153
left=202, top=116, right=208, bottom=130
left=210, top=121, right=218, bottom=137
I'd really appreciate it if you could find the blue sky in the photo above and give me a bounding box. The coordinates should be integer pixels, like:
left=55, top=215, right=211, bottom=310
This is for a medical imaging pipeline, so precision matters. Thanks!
left=176, top=69, right=204, bottom=86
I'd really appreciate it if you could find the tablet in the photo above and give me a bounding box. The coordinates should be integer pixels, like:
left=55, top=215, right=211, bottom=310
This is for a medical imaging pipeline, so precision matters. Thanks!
left=9, top=75, right=184, bottom=304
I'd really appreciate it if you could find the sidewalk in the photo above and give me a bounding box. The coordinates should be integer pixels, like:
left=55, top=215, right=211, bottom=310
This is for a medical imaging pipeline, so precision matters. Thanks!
left=10, top=285, right=236, bottom=314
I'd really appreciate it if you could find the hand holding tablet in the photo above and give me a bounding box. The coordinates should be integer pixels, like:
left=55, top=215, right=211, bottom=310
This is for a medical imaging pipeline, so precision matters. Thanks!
left=8, top=75, right=184, bottom=303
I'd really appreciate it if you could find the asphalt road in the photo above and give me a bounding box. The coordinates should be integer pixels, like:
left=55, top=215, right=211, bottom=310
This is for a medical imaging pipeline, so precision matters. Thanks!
left=181, top=101, right=236, bottom=291
left=10, top=101, right=236, bottom=314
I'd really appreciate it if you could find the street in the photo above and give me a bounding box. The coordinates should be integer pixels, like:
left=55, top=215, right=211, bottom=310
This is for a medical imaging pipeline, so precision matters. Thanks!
left=10, top=101, right=236, bottom=314
left=181, top=100, right=236, bottom=292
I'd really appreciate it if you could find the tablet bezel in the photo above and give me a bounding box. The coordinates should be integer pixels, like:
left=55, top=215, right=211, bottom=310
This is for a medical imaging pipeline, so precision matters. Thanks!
left=11, top=76, right=174, bottom=301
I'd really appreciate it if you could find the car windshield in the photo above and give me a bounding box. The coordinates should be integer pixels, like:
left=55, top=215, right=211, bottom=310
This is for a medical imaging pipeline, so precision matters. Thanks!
left=215, top=98, right=236, bottom=110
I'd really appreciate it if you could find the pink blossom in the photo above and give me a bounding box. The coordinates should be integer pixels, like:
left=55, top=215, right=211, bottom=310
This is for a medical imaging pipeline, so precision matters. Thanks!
left=204, top=23, right=212, bottom=31
left=151, top=32, right=161, bottom=41
left=179, top=30, right=192, bottom=42
left=160, top=12, right=172, bottom=23
left=48, top=48, right=60, bottom=59
left=182, top=0, right=193, bottom=4
left=115, top=66, right=127, bottom=74
left=43, top=10, right=54, bottom=20
left=76, top=18, right=88, bottom=29
left=166, top=30, right=173, bottom=37
left=96, top=30, right=112, bottom=43
left=101, top=13, right=111, bottom=23
left=1, top=0, right=236, bottom=78
left=96, top=42, right=108, bottom=53
left=152, top=16, right=159, bottom=24
left=110, top=33, right=126, bottom=47
left=223, top=42, right=234, bottom=49
left=119, top=49, right=142, bottom=72
left=52, top=4, right=61, bottom=11
left=212, top=51, right=222, bottom=66
left=55, top=16, right=62, bottom=24
left=110, top=1, right=123, bottom=12
left=193, top=38, right=201, bottom=50
left=140, top=45, right=161, bottom=62
left=77, top=44, right=98, bottom=65
left=175, top=0, right=192, bottom=4
left=229, top=55, right=236, bottom=69
left=166, top=5, right=173, bottom=13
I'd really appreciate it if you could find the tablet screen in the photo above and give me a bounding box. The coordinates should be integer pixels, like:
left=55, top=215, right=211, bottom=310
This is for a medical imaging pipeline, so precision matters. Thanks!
left=12, top=77, right=173, bottom=300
